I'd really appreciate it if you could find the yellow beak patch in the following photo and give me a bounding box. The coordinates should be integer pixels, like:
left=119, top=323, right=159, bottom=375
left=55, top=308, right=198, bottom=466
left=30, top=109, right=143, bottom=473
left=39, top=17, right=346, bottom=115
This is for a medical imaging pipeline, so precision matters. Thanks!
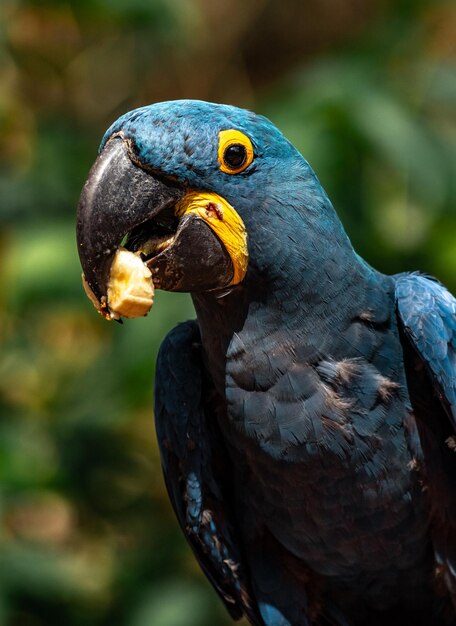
left=175, top=191, right=248, bottom=286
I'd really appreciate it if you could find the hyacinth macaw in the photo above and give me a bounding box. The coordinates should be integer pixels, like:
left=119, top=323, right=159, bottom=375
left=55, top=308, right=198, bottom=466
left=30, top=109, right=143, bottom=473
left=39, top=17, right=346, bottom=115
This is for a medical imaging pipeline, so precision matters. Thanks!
left=76, top=100, right=456, bottom=626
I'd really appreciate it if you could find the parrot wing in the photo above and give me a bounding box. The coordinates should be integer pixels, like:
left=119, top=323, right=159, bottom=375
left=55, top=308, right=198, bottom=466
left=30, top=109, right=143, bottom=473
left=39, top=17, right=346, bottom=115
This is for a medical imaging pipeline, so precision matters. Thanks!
left=154, top=320, right=263, bottom=625
left=396, top=273, right=456, bottom=424
left=396, top=273, right=456, bottom=600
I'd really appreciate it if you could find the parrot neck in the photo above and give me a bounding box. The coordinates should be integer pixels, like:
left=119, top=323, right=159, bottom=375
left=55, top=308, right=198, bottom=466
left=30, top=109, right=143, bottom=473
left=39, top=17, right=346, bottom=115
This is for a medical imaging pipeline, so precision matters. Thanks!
left=192, top=221, right=394, bottom=393
left=193, top=165, right=395, bottom=390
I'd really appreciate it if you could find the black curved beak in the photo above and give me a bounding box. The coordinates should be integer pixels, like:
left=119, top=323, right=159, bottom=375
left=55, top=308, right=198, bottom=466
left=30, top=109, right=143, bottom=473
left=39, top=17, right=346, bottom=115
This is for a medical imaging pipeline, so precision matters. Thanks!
left=76, top=136, right=233, bottom=310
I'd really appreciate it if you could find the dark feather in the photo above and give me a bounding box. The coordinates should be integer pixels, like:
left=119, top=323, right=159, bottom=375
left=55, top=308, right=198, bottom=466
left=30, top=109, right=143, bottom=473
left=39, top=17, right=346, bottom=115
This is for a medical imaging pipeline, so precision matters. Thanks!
left=396, top=272, right=456, bottom=610
left=154, top=320, right=263, bottom=625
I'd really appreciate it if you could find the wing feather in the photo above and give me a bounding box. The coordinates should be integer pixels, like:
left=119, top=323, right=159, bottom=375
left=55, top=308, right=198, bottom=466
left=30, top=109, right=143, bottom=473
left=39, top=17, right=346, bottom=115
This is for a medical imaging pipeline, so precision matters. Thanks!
left=396, top=273, right=456, bottom=604
left=154, top=320, right=262, bottom=625
left=396, top=273, right=456, bottom=422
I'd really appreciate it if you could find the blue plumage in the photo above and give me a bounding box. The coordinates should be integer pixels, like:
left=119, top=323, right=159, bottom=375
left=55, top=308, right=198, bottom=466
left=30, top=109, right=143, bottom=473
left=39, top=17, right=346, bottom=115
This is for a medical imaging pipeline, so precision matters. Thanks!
left=86, top=101, right=456, bottom=625
left=396, top=273, right=456, bottom=417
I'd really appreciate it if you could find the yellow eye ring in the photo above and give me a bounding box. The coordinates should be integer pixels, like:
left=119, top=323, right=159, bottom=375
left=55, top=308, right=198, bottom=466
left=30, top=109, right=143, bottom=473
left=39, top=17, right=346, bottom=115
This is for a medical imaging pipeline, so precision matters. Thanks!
left=218, top=129, right=254, bottom=174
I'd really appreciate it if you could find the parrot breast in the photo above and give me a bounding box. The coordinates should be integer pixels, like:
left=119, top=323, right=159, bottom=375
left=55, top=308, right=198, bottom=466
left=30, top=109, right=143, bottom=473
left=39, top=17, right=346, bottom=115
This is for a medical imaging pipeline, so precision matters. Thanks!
left=193, top=266, right=432, bottom=613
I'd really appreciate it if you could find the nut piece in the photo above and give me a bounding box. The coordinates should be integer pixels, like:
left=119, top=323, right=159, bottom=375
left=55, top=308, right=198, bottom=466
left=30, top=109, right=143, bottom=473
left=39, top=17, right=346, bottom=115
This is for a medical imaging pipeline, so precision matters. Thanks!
left=107, top=248, right=154, bottom=320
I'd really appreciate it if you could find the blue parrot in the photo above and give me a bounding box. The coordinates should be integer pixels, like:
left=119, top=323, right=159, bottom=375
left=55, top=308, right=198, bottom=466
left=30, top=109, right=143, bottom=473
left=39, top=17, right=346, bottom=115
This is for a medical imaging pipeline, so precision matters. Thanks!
left=76, top=100, right=456, bottom=626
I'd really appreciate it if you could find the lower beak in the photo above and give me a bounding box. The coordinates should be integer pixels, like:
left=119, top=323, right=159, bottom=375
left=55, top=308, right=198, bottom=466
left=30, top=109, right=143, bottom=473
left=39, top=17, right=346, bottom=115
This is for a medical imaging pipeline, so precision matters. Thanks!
left=146, top=212, right=234, bottom=292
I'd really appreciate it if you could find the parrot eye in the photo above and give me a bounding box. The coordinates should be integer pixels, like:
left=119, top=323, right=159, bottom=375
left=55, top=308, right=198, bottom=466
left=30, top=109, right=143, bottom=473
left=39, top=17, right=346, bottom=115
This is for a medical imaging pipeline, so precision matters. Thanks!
left=224, top=144, right=246, bottom=169
left=218, top=129, right=254, bottom=174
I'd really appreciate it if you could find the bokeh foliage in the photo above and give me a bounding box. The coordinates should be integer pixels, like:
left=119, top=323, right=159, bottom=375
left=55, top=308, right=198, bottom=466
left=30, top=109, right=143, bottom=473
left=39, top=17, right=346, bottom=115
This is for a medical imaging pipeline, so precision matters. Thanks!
left=0, top=1, right=455, bottom=625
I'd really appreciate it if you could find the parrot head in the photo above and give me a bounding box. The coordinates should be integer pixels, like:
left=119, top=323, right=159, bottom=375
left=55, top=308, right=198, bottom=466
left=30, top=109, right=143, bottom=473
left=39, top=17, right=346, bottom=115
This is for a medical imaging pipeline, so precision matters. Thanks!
left=77, top=100, right=345, bottom=319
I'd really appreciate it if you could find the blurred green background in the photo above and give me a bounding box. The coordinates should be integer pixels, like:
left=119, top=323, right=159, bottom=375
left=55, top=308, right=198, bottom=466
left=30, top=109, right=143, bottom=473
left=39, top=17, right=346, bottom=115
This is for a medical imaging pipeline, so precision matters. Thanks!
left=0, top=0, right=455, bottom=625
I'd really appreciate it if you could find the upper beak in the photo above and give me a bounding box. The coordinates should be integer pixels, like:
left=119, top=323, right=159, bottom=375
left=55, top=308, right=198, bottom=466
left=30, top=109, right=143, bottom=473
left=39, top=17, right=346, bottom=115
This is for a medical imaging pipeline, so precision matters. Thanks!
left=76, top=136, right=237, bottom=314
left=76, top=136, right=183, bottom=303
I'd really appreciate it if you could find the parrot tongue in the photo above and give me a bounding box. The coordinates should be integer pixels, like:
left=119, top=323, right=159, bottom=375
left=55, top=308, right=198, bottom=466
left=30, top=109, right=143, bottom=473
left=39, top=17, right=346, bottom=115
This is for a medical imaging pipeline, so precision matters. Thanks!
left=122, top=201, right=180, bottom=260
